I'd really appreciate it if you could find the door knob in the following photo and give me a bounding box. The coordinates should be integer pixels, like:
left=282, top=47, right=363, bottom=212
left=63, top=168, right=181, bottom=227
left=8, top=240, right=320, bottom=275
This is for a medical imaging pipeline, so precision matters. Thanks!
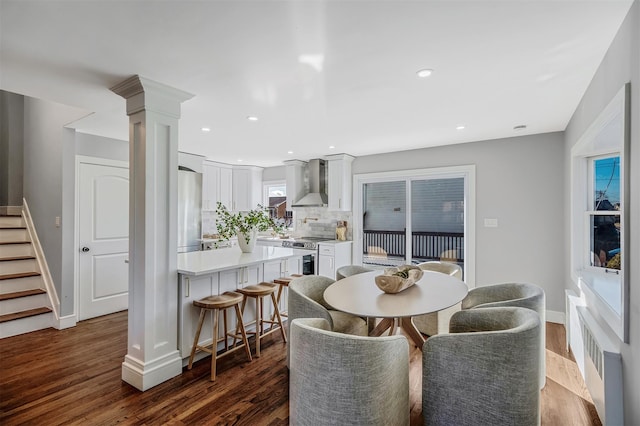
left=81, top=247, right=90, bottom=252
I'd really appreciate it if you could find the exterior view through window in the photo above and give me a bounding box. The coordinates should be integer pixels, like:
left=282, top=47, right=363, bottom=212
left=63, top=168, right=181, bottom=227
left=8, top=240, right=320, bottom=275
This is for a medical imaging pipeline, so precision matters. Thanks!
left=589, top=156, right=621, bottom=270
left=362, top=178, right=464, bottom=272
left=266, top=184, right=291, bottom=228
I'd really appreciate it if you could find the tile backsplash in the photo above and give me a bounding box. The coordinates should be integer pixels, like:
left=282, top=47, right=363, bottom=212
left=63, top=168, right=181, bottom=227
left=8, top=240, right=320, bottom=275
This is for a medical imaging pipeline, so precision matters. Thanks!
left=202, top=208, right=353, bottom=240
left=291, top=208, right=353, bottom=240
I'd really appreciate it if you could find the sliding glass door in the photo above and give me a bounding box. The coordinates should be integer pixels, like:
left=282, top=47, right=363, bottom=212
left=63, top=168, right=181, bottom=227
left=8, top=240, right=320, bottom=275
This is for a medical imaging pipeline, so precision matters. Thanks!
left=355, top=166, right=474, bottom=284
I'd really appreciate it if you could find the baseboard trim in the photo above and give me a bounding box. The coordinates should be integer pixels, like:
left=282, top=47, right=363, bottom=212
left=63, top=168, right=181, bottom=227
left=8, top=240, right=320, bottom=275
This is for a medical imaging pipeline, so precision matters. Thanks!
left=546, top=309, right=565, bottom=325
left=121, top=351, right=183, bottom=391
left=57, top=314, right=77, bottom=330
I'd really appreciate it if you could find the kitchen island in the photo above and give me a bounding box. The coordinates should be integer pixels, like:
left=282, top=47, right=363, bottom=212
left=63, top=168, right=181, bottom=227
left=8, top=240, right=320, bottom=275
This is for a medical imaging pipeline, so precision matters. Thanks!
left=177, top=246, right=302, bottom=363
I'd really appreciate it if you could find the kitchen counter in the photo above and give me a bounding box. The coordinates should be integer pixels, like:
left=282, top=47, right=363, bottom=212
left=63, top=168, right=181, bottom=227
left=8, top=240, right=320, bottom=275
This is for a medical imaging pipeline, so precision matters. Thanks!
left=178, top=246, right=298, bottom=276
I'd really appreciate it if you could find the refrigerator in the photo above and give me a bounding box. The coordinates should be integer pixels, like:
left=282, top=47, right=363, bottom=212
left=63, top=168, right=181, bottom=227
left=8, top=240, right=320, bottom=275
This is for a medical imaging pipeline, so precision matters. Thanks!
left=178, top=168, right=202, bottom=253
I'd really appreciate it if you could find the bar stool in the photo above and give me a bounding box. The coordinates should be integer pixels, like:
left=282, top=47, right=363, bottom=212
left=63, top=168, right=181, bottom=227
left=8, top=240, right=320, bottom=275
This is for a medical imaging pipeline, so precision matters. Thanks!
left=188, top=291, right=252, bottom=381
left=272, top=274, right=303, bottom=318
left=234, top=282, right=287, bottom=357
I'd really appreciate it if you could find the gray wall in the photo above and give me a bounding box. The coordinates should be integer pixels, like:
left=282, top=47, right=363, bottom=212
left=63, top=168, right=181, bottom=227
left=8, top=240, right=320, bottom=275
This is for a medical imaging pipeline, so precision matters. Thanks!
left=22, top=97, right=88, bottom=314
left=352, top=133, right=566, bottom=312
left=0, top=91, right=24, bottom=207
left=564, top=2, right=639, bottom=423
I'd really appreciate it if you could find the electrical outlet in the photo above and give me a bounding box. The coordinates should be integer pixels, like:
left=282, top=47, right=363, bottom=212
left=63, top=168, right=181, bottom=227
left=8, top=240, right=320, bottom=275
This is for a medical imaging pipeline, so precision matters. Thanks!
left=55, top=216, right=61, bottom=227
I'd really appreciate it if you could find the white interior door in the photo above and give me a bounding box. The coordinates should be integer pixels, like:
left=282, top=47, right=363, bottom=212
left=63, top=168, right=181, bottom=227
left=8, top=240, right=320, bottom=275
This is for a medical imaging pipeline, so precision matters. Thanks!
left=78, top=159, right=129, bottom=320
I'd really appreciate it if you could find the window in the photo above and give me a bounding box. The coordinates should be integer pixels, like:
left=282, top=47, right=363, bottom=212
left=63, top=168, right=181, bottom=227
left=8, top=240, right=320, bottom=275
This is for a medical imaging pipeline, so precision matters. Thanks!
left=263, top=181, right=291, bottom=228
left=571, top=83, right=629, bottom=342
left=588, top=156, right=621, bottom=271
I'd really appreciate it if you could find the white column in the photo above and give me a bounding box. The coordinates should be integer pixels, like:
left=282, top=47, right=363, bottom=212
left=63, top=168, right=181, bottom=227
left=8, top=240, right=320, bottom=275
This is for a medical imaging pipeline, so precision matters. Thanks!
left=111, top=75, right=193, bottom=391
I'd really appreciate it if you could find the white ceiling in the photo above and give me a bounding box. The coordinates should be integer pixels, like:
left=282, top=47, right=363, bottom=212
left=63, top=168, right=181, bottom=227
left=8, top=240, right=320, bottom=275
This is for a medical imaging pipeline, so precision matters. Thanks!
left=0, top=0, right=633, bottom=167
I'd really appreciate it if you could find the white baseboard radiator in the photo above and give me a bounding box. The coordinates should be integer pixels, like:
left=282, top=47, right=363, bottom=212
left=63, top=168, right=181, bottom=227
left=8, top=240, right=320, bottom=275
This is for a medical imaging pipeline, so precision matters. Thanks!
left=576, top=306, right=623, bottom=425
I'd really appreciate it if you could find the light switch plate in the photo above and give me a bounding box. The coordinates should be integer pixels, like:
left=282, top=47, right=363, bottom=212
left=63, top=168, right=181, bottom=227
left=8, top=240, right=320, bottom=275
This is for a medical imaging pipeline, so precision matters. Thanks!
left=484, top=218, right=498, bottom=228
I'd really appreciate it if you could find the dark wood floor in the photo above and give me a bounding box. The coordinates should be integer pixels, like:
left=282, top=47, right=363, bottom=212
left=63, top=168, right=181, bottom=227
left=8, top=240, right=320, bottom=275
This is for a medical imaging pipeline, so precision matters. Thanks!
left=0, top=311, right=600, bottom=425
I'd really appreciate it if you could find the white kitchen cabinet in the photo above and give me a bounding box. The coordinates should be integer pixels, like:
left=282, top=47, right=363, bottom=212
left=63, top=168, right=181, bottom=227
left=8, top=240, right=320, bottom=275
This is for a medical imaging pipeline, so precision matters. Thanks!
left=178, top=273, right=219, bottom=359
left=202, top=161, right=233, bottom=211
left=219, top=263, right=262, bottom=331
left=263, top=256, right=302, bottom=315
left=284, top=159, right=306, bottom=209
left=317, top=241, right=353, bottom=279
left=326, top=154, right=355, bottom=211
left=232, top=166, right=263, bottom=211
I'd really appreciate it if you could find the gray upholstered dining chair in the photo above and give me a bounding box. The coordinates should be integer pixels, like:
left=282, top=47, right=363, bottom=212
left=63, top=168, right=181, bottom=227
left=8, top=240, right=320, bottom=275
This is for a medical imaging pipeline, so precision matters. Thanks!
left=287, top=275, right=368, bottom=367
left=422, top=307, right=541, bottom=426
left=413, top=261, right=463, bottom=336
left=335, top=264, right=373, bottom=280
left=289, top=317, right=410, bottom=426
left=462, top=282, right=546, bottom=389
left=288, top=275, right=368, bottom=336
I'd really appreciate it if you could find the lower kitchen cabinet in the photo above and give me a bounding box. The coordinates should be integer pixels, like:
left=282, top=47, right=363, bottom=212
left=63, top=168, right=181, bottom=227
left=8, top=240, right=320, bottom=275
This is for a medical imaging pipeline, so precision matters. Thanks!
left=177, top=248, right=301, bottom=363
left=317, top=242, right=352, bottom=280
left=178, top=273, right=219, bottom=359
left=263, top=256, right=302, bottom=316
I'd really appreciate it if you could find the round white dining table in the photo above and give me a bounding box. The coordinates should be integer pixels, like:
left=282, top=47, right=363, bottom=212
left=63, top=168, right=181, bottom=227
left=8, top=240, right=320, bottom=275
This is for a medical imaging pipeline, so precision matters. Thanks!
left=323, top=269, right=468, bottom=349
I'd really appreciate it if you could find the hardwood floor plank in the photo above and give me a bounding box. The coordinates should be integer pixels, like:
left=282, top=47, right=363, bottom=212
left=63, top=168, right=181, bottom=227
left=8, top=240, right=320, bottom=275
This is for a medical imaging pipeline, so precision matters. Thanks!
left=0, top=311, right=600, bottom=425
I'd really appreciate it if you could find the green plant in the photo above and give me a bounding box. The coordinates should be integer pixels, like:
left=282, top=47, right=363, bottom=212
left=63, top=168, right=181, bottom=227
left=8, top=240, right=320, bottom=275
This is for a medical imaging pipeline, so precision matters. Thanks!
left=215, top=201, right=283, bottom=244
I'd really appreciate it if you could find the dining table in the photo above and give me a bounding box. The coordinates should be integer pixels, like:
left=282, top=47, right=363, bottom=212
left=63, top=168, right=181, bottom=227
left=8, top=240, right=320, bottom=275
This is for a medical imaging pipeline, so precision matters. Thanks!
left=323, top=269, right=468, bottom=349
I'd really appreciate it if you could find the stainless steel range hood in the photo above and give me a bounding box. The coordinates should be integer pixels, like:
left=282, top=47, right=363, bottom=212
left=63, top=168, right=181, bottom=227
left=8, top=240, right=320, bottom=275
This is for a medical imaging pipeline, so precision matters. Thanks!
left=292, top=159, right=328, bottom=207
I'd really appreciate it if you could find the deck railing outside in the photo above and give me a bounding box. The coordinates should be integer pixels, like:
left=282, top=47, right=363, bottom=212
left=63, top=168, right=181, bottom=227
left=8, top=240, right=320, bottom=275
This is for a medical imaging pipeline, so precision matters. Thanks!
left=363, top=229, right=464, bottom=265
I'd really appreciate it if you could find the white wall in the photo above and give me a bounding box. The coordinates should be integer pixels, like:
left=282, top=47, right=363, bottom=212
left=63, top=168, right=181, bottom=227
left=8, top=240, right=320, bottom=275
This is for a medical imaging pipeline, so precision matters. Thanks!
left=564, top=2, right=639, bottom=423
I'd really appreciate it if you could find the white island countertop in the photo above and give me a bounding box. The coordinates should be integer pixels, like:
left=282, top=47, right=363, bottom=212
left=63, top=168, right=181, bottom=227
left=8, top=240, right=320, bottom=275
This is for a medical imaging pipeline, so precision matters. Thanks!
left=177, top=246, right=298, bottom=276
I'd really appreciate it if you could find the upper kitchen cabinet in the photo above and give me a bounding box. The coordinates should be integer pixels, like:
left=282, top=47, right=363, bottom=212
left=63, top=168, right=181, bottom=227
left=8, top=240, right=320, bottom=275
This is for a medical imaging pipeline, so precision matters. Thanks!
left=326, top=154, right=355, bottom=211
left=232, top=166, right=263, bottom=211
left=284, top=160, right=307, bottom=209
left=178, top=151, right=205, bottom=173
left=202, top=160, right=233, bottom=211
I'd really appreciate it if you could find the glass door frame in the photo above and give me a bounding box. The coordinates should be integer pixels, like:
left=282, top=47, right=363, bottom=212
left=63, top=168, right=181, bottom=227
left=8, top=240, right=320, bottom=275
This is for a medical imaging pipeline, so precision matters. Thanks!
left=353, top=165, right=476, bottom=288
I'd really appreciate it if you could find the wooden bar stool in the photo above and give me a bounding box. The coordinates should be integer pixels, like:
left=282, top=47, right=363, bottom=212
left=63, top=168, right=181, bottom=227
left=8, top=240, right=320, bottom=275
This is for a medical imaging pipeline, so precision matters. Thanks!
left=272, top=274, right=303, bottom=318
left=234, top=283, right=287, bottom=357
left=188, top=291, right=252, bottom=381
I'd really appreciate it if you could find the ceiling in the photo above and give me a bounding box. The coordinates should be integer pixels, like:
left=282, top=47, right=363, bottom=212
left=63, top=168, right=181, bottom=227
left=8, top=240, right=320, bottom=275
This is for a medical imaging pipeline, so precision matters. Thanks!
left=0, top=0, right=633, bottom=168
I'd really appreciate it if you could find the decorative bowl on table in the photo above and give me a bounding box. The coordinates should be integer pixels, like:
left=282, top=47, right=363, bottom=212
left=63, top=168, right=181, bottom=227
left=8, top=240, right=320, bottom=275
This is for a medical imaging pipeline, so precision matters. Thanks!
left=374, top=265, right=424, bottom=294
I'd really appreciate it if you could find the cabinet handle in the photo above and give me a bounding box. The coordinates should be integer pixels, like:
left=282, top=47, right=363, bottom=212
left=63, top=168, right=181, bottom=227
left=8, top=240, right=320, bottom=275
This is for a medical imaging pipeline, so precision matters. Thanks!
left=339, top=198, right=341, bottom=209
left=185, top=277, right=190, bottom=298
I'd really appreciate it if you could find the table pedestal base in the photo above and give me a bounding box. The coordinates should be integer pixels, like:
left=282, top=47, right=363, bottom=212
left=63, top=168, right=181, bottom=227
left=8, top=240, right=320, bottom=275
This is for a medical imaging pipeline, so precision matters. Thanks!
left=370, top=317, right=426, bottom=349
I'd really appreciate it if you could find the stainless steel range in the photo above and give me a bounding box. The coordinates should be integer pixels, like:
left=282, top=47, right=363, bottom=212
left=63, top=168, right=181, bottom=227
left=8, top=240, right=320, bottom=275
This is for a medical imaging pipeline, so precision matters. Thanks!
left=280, top=237, right=333, bottom=275
left=281, top=236, right=331, bottom=250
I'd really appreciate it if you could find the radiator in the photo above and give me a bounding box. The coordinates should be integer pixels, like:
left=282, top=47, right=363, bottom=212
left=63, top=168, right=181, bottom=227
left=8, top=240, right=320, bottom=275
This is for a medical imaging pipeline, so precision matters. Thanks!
left=577, top=306, right=623, bottom=425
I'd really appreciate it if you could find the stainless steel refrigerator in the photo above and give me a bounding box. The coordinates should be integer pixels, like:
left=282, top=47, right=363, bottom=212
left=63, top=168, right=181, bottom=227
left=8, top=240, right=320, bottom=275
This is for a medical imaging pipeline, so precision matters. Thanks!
left=178, top=168, right=202, bottom=253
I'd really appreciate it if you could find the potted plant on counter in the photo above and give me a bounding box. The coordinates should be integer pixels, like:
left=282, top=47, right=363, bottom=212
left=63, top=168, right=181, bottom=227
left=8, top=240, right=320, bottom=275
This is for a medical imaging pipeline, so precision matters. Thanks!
left=215, top=202, right=284, bottom=253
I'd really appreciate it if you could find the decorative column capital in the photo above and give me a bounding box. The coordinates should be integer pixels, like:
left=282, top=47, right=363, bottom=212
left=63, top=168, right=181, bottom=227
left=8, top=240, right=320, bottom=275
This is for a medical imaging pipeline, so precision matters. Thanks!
left=110, top=75, right=194, bottom=117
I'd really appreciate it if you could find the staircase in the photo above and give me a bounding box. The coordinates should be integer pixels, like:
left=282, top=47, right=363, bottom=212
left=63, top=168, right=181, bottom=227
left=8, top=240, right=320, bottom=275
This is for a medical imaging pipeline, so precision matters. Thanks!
left=0, top=213, right=53, bottom=338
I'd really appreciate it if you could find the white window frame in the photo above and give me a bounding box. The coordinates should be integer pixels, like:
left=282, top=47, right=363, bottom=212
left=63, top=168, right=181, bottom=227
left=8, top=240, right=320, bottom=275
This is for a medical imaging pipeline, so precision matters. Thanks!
left=570, top=83, right=629, bottom=342
left=353, top=165, right=476, bottom=288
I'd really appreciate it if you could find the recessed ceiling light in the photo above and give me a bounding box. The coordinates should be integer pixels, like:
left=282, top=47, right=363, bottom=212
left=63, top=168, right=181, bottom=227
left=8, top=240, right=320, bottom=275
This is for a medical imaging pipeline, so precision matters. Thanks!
left=237, top=159, right=244, bottom=162
left=201, top=127, right=211, bottom=132
left=287, top=151, right=294, bottom=154
left=328, top=145, right=335, bottom=149
left=416, top=69, right=434, bottom=78
left=456, top=125, right=465, bottom=130
left=513, top=124, right=527, bottom=131
left=247, top=116, right=258, bottom=121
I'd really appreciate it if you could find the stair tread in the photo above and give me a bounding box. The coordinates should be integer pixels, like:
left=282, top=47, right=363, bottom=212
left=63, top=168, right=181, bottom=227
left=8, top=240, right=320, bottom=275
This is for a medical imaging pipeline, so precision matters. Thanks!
left=0, top=241, right=31, bottom=245
left=0, top=306, right=52, bottom=323
left=0, top=271, right=41, bottom=281
left=0, top=288, right=46, bottom=301
left=0, top=255, right=36, bottom=262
